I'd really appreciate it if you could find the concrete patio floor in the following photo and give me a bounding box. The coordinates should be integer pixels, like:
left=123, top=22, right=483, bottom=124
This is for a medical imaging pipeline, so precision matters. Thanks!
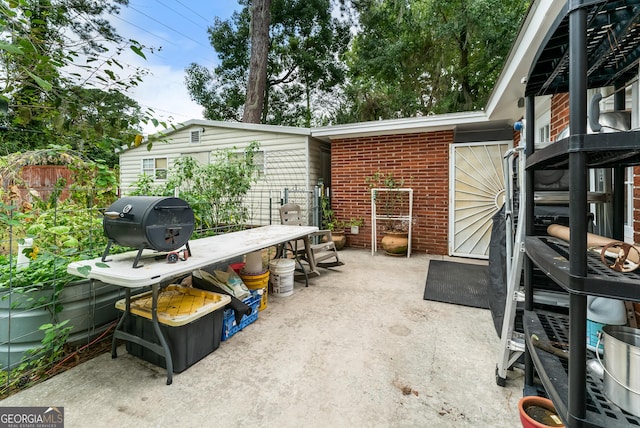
left=0, top=249, right=525, bottom=427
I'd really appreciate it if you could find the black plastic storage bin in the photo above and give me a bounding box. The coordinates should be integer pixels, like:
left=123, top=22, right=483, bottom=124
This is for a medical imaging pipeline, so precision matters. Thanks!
left=116, top=285, right=229, bottom=373
left=125, top=309, right=224, bottom=372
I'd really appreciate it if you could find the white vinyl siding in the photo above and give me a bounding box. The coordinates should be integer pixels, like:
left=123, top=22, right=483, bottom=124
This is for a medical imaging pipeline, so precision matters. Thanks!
left=119, top=122, right=322, bottom=227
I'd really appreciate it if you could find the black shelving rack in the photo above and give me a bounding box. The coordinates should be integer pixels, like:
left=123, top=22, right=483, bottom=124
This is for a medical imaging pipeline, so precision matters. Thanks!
left=523, top=1, right=640, bottom=427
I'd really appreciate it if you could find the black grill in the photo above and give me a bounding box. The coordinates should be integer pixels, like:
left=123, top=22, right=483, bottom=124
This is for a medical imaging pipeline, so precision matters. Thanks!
left=101, top=196, right=195, bottom=268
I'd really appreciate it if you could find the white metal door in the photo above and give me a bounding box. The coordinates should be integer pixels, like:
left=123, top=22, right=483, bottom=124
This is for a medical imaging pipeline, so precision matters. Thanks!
left=449, top=141, right=512, bottom=258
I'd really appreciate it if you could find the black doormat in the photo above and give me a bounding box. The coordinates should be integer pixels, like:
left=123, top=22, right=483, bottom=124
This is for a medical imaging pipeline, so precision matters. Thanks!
left=423, top=260, right=489, bottom=309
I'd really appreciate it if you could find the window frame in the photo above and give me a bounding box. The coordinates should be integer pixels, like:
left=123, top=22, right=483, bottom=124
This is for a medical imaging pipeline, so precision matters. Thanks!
left=141, top=157, right=169, bottom=181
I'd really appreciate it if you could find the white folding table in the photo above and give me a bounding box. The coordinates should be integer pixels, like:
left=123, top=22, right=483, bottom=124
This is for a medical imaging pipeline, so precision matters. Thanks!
left=67, top=225, right=317, bottom=384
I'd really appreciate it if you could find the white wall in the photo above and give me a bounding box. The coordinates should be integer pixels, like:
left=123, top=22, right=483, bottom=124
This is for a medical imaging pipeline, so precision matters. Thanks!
left=119, top=123, right=327, bottom=227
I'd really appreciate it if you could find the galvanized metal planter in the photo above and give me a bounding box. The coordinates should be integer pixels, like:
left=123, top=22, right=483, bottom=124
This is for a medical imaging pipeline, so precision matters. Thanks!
left=0, top=280, right=125, bottom=370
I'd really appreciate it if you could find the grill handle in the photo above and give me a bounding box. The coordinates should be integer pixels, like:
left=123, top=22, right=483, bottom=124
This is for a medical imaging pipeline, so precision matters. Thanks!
left=154, top=205, right=191, bottom=210
left=104, top=211, right=134, bottom=220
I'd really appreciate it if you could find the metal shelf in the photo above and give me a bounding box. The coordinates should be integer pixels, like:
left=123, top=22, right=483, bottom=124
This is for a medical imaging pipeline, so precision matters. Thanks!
left=526, top=132, right=640, bottom=171
left=522, top=1, right=640, bottom=426
left=526, top=1, right=640, bottom=97
left=525, top=236, right=640, bottom=301
left=523, top=310, right=640, bottom=427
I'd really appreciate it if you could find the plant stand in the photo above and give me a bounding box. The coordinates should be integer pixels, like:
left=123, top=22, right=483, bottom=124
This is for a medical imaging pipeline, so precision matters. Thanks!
left=370, top=188, right=413, bottom=257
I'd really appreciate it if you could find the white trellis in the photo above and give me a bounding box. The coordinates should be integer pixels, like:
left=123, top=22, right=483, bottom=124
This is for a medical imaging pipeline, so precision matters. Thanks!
left=370, top=188, right=413, bottom=258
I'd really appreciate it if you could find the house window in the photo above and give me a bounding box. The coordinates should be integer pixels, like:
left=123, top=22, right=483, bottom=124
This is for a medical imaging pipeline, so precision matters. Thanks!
left=142, top=158, right=168, bottom=180
left=229, top=150, right=266, bottom=176
left=538, top=124, right=550, bottom=144
left=183, top=152, right=210, bottom=165
left=534, top=96, right=552, bottom=148
left=190, top=130, right=201, bottom=143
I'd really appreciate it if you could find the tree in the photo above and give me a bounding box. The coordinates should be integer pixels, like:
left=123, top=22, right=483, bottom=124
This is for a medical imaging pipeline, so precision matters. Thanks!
left=0, top=0, right=153, bottom=163
left=185, top=0, right=351, bottom=127
left=243, top=0, right=271, bottom=123
left=425, top=0, right=529, bottom=112
left=56, top=88, right=145, bottom=165
left=339, top=0, right=437, bottom=121
left=337, top=0, right=528, bottom=122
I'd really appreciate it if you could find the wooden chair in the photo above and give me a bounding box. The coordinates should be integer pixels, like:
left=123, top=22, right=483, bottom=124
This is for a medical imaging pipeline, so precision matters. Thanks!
left=279, top=203, right=344, bottom=279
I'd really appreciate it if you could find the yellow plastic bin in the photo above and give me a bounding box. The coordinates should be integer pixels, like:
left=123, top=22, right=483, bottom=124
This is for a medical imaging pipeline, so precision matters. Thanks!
left=239, top=270, right=269, bottom=311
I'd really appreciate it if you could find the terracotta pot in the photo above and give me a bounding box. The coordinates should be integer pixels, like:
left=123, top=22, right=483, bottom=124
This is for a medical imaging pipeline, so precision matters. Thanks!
left=381, top=231, right=408, bottom=256
left=518, top=396, right=564, bottom=428
left=332, top=231, right=346, bottom=250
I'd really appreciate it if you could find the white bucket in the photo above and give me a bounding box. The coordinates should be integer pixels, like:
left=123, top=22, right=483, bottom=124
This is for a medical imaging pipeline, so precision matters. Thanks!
left=17, top=238, right=33, bottom=269
left=269, top=259, right=295, bottom=297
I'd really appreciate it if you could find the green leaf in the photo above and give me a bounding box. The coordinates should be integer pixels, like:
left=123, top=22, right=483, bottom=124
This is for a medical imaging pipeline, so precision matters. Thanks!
left=26, top=70, right=53, bottom=91
left=62, top=237, right=78, bottom=248
left=49, top=225, right=71, bottom=235
left=0, top=41, right=23, bottom=54
left=130, top=45, right=146, bottom=60
left=94, top=262, right=110, bottom=269
left=76, top=265, right=92, bottom=277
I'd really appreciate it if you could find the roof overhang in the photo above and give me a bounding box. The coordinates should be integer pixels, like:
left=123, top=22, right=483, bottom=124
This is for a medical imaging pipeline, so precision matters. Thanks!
left=156, top=118, right=312, bottom=138
left=311, top=111, right=493, bottom=140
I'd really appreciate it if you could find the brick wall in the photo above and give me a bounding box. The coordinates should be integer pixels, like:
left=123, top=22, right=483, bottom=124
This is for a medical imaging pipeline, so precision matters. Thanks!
left=331, top=130, right=453, bottom=255
left=550, top=92, right=569, bottom=141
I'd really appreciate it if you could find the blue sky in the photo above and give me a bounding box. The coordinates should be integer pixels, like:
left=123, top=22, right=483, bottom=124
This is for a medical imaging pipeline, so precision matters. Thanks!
left=108, top=0, right=241, bottom=133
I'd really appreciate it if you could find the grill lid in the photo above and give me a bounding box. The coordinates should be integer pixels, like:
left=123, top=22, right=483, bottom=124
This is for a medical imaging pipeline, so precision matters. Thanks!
left=102, top=196, right=195, bottom=268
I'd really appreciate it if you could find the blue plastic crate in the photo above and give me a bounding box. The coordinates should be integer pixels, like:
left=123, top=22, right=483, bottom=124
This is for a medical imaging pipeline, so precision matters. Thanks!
left=221, top=290, right=261, bottom=341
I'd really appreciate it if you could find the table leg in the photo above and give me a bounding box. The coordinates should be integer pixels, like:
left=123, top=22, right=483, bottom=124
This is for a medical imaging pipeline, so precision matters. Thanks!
left=150, top=284, right=173, bottom=385
left=111, top=285, right=173, bottom=385
left=112, top=288, right=130, bottom=358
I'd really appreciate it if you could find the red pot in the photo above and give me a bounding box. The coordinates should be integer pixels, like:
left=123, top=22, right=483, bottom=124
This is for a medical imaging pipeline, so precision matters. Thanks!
left=518, top=396, right=564, bottom=428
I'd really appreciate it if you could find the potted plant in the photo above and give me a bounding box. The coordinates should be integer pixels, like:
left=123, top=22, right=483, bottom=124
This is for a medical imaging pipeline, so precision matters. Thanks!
left=346, top=217, right=364, bottom=235
left=365, top=171, right=412, bottom=256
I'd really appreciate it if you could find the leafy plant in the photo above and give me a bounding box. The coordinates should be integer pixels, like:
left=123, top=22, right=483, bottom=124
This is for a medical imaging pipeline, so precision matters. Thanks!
left=129, top=141, right=262, bottom=235
left=28, top=320, right=72, bottom=368
left=347, top=217, right=365, bottom=228
left=0, top=320, right=73, bottom=396
left=0, top=149, right=119, bottom=296
left=320, top=193, right=339, bottom=231
left=365, top=171, right=411, bottom=232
